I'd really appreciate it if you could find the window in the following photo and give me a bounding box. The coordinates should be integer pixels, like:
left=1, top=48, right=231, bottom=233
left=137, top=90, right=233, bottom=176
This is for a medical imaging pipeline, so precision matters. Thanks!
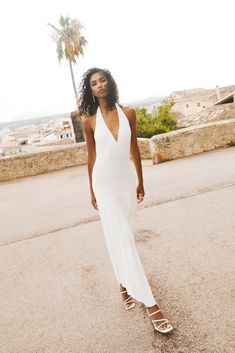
left=197, top=102, right=201, bottom=107
left=186, top=104, right=189, bottom=108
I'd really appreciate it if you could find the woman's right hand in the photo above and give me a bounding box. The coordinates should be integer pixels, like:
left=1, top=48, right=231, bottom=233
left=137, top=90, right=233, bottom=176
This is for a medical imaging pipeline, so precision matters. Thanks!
left=91, top=192, right=98, bottom=210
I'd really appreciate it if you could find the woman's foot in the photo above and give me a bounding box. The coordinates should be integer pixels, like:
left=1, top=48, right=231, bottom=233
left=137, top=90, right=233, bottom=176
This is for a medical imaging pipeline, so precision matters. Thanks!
left=119, top=284, right=135, bottom=310
left=146, top=303, right=173, bottom=334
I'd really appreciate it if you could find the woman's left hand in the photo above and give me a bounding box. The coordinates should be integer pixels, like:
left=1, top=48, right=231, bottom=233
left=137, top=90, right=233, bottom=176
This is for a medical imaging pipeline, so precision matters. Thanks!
left=137, top=183, right=145, bottom=203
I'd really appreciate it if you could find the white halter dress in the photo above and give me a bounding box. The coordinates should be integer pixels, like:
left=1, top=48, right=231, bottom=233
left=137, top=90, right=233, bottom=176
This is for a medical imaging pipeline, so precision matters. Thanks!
left=92, top=102, right=156, bottom=307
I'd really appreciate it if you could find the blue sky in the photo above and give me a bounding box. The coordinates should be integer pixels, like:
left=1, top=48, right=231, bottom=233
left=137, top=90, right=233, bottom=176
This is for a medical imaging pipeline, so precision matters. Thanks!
left=0, top=0, right=234, bottom=122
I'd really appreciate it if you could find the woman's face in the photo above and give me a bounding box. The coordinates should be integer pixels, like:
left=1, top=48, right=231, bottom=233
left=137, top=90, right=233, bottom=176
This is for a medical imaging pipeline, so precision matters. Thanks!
left=89, top=71, right=109, bottom=98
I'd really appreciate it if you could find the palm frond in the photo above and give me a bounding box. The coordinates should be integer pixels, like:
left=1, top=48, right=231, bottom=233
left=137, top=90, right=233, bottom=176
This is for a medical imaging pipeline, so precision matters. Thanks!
left=80, top=36, right=88, bottom=46
left=56, top=38, right=64, bottom=62
left=47, top=23, right=60, bottom=33
left=59, top=15, right=70, bottom=28
left=48, top=15, right=88, bottom=64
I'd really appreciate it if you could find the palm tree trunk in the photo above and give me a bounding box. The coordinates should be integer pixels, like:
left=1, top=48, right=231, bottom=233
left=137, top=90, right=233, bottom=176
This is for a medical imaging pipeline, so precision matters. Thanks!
left=69, top=59, right=78, bottom=106
left=69, top=60, right=84, bottom=142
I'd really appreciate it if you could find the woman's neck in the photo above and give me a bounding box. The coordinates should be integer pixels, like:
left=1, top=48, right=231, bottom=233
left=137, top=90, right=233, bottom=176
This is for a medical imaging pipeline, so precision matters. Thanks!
left=98, top=98, right=114, bottom=113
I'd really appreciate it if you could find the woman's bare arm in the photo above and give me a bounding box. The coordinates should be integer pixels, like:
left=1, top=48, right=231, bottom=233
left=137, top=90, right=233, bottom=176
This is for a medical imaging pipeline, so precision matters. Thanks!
left=125, top=107, right=145, bottom=203
left=82, top=115, right=98, bottom=209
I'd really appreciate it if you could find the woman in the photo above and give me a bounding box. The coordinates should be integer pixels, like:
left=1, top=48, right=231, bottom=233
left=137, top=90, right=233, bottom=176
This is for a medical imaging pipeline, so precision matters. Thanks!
left=79, top=67, right=173, bottom=334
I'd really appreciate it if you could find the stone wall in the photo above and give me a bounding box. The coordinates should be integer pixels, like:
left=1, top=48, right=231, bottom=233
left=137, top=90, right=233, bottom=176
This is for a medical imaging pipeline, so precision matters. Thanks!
left=0, top=139, right=151, bottom=182
left=1, top=119, right=235, bottom=182
left=149, top=118, right=235, bottom=164
left=0, top=144, right=88, bottom=182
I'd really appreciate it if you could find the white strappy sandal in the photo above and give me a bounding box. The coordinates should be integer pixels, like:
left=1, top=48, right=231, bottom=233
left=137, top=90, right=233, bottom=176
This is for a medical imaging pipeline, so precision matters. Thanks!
left=120, top=290, right=136, bottom=310
left=146, top=303, right=174, bottom=334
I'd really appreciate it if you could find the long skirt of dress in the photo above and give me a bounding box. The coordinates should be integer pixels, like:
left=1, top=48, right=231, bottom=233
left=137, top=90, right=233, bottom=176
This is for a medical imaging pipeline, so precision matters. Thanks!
left=93, top=158, right=157, bottom=307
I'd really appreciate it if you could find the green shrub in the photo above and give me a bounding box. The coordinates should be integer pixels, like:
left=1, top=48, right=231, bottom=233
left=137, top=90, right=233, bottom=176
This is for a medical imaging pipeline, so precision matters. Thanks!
left=136, top=99, right=178, bottom=138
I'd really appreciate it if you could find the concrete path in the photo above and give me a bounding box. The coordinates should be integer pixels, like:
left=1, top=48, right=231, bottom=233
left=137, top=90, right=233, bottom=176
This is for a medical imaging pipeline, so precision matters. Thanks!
left=0, top=147, right=235, bottom=353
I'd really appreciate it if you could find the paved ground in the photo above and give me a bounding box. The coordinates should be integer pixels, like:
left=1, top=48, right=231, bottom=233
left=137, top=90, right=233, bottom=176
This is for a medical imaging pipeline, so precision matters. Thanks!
left=0, top=147, right=235, bottom=353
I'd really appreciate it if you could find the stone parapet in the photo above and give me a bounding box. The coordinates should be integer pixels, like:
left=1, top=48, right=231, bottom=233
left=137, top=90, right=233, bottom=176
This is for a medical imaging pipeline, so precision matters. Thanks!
left=1, top=119, right=235, bottom=181
left=149, top=118, right=235, bottom=164
left=0, top=139, right=151, bottom=182
left=0, top=143, right=87, bottom=182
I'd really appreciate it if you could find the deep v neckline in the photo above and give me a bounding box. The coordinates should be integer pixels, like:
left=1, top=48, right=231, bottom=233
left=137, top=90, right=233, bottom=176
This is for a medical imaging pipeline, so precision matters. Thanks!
left=98, top=103, right=120, bottom=143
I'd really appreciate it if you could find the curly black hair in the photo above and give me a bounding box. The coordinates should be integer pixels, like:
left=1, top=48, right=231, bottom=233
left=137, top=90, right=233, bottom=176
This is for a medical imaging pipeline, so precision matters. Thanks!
left=78, top=67, right=122, bottom=116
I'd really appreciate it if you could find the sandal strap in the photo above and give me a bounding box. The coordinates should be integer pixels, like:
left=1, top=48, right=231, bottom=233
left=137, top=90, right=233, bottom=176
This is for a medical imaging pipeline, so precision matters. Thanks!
left=124, top=296, right=134, bottom=304
left=152, top=318, right=169, bottom=323
left=148, top=309, right=161, bottom=316
left=120, top=290, right=127, bottom=294
left=154, top=320, right=170, bottom=330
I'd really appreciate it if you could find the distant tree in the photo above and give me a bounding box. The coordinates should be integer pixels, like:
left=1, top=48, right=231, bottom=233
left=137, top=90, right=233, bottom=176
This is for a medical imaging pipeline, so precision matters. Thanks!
left=136, top=100, right=178, bottom=138
left=154, top=99, right=178, bottom=133
left=48, top=15, right=87, bottom=142
left=135, top=107, right=154, bottom=137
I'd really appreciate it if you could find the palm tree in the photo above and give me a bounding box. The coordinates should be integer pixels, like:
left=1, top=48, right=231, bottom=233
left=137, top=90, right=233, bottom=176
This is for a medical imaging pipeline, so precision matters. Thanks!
left=48, top=15, right=87, bottom=142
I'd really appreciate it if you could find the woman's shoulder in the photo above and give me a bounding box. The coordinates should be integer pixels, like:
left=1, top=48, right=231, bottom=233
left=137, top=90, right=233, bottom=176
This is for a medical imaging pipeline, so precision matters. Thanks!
left=119, top=104, right=135, bottom=112
left=82, top=111, right=96, bottom=122
left=82, top=112, right=96, bottom=131
left=119, top=105, right=136, bottom=121
left=82, top=111, right=96, bottom=119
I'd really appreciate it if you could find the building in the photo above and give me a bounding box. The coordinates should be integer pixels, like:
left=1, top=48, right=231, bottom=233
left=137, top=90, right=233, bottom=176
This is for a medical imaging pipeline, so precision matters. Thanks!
left=214, top=90, right=235, bottom=105
left=168, top=85, right=235, bottom=117
left=43, top=129, right=75, bottom=142
left=0, top=142, right=20, bottom=156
